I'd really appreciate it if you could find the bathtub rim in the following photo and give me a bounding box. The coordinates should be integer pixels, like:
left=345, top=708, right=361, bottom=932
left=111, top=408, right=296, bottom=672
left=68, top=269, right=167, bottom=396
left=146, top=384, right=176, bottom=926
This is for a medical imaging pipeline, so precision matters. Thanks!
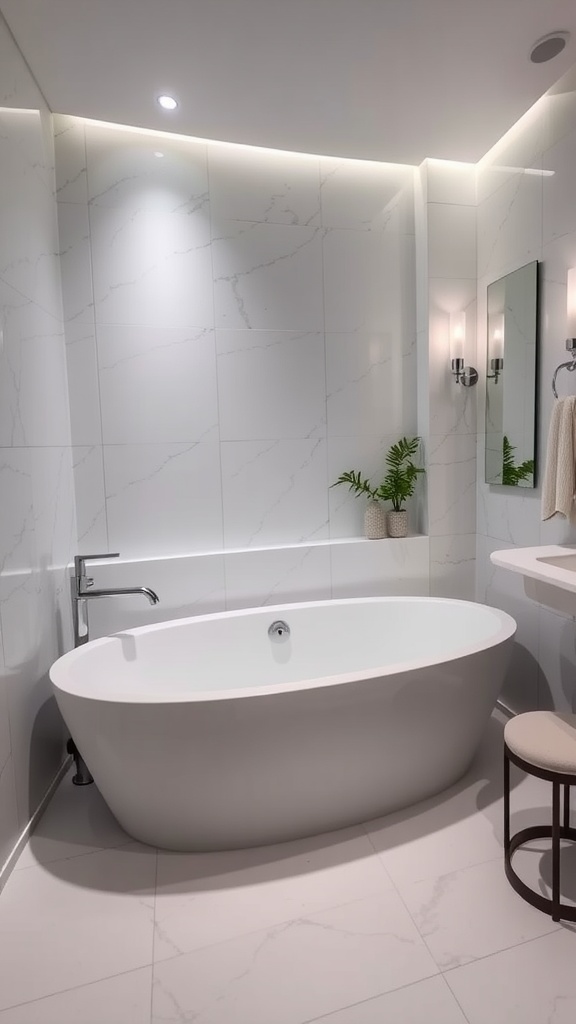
left=50, top=596, right=517, bottom=704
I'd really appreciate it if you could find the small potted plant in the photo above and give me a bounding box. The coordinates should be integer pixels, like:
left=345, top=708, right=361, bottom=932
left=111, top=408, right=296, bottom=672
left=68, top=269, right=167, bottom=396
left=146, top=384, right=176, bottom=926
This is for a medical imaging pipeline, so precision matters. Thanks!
left=379, top=436, right=425, bottom=537
left=331, top=437, right=424, bottom=539
left=330, top=469, right=388, bottom=538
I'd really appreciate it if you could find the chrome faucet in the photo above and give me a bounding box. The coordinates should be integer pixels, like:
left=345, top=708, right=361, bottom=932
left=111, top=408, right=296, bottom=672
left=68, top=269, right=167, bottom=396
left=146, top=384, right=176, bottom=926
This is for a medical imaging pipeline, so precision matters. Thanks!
left=72, top=552, right=160, bottom=647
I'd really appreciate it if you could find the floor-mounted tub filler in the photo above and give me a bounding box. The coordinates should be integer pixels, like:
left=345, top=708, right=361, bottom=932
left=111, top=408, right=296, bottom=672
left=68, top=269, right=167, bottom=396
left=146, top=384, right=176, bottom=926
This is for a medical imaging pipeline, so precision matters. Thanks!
left=49, top=597, right=516, bottom=852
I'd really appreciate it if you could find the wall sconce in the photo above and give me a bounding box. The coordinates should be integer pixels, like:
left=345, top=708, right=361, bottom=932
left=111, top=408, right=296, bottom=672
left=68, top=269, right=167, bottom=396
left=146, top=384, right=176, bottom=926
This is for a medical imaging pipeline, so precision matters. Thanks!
left=450, top=311, right=478, bottom=387
left=487, top=313, right=504, bottom=383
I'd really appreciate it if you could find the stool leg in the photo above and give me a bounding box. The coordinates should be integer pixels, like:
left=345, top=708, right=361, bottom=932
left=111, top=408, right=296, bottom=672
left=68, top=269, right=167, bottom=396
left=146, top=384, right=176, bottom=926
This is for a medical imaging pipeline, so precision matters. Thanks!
left=564, top=784, right=570, bottom=831
left=504, top=747, right=510, bottom=854
left=552, top=781, right=561, bottom=922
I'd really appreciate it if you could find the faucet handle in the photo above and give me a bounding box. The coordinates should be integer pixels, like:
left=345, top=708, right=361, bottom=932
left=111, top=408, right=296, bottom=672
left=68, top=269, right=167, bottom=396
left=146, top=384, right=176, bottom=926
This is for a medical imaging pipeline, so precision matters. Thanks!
left=74, top=552, right=120, bottom=578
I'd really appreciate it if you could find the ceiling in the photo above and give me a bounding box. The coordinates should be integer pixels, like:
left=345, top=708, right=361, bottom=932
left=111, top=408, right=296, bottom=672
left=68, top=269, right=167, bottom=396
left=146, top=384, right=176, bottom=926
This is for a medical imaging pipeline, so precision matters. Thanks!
left=2, top=0, right=576, bottom=164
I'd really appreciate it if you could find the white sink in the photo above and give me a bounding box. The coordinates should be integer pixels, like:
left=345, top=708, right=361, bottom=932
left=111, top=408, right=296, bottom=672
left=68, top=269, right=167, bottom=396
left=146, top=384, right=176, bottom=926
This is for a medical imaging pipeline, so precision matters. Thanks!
left=490, top=545, right=576, bottom=615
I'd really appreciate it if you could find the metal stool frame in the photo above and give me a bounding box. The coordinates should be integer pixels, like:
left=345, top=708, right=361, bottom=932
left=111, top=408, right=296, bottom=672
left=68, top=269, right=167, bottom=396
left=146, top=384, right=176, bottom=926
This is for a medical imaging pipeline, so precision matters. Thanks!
left=504, top=742, right=576, bottom=922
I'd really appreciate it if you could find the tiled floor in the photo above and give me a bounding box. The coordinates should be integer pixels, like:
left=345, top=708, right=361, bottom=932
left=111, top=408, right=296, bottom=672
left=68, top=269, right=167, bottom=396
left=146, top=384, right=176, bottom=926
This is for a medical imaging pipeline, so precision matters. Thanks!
left=1, top=711, right=575, bottom=1023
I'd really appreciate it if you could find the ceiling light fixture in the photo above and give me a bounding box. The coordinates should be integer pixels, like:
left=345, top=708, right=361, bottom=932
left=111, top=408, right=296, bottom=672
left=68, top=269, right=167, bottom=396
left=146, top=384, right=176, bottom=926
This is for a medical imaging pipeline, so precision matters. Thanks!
left=529, top=31, right=569, bottom=64
left=157, top=94, right=178, bottom=111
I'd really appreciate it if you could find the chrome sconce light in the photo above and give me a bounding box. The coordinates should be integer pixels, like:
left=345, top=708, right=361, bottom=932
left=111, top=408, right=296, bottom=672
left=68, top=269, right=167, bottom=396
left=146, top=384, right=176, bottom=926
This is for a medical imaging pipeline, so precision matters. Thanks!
left=487, top=313, right=504, bottom=383
left=450, top=312, right=478, bottom=387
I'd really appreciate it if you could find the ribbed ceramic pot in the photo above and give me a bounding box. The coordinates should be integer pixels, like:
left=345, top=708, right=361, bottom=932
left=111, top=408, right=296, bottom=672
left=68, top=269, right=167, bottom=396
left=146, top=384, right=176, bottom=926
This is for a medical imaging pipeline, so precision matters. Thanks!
left=386, top=509, right=408, bottom=538
left=364, top=500, right=387, bottom=539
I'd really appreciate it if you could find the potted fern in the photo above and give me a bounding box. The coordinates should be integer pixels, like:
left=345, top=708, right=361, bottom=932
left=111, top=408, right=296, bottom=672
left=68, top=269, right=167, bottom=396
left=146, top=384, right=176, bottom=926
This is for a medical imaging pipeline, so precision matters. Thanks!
left=379, top=436, right=425, bottom=536
left=331, top=437, right=424, bottom=539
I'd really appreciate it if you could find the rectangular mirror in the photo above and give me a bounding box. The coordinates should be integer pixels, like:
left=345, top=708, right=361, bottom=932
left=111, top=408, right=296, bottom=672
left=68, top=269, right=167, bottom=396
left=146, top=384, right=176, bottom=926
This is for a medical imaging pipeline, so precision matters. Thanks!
left=485, top=260, right=539, bottom=487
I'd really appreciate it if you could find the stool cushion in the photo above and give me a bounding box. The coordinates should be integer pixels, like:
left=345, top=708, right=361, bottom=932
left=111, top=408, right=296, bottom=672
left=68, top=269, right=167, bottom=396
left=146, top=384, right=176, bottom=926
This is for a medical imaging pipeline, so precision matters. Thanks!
left=505, top=711, right=576, bottom=774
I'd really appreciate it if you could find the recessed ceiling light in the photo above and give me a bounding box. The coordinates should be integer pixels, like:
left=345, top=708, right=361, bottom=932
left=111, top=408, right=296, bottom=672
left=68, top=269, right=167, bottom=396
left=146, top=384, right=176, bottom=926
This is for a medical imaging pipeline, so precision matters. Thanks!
left=530, top=31, right=569, bottom=63
left=157, top=94, right=178, bottom=111
left=154, top=151, right=164, bottom=158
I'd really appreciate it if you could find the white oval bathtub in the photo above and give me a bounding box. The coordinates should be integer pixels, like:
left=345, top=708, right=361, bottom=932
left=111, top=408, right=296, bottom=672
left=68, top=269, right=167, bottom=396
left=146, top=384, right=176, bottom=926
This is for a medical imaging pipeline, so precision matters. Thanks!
left=50, top=597, right=516, bottom=851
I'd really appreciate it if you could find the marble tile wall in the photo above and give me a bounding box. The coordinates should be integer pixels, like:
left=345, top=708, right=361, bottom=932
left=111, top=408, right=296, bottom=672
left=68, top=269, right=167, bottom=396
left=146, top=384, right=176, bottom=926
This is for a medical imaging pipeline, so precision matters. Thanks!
left=0, top=17, right=76, bottom=874
left=475, top=63, right=576, bottom=712
left=416, top=160, right=477, bottom=600
left=55, top=116, right=426, bottom=609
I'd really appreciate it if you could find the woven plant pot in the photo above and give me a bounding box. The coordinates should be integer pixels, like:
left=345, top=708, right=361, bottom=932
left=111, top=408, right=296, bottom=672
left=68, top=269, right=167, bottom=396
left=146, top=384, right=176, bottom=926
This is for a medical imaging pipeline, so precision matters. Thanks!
left=386, top=509, right=408, bottom=538
left=364, top=500, right=387, bottom=539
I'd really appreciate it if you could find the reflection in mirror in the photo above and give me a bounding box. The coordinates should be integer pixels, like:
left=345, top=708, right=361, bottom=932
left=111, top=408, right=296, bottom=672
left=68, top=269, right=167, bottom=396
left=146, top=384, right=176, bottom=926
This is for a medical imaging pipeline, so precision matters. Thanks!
left=485, top=261, right=538, bottom=488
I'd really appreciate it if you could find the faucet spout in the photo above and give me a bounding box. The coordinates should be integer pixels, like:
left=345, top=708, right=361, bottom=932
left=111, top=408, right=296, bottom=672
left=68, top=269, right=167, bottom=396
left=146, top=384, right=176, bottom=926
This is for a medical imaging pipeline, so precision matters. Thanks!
left=72, top=553, right=160, bottom=647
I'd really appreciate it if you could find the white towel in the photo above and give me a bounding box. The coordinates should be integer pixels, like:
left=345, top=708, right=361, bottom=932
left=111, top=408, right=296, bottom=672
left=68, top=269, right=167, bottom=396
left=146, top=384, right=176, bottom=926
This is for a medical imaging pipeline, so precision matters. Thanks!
left=541, top=396, right=576, bottom=520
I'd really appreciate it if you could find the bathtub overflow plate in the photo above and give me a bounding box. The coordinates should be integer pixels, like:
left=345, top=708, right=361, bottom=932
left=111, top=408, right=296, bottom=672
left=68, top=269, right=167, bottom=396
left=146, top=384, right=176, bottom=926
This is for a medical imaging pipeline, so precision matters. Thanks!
left=268, top=619, right=290, bottom=641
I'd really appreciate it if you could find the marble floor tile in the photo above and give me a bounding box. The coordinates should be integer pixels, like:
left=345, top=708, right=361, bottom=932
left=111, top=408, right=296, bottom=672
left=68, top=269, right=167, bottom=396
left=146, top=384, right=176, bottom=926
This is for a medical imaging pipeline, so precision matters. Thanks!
left=0, top=967, right=153, bottom=1024
left=151, top=893, right=439, bottom=1024
left=307, top=975, right=468, bottom=1024
left=445, top=928, right=576, bottom=1024
left=16, top=769, right=130, bottom=870
left=0, top=844, right=156, bottom=1011
left=399, top=857, right=561, bottom=970
left=154, top=825, right=394, bottom=960
left=364, top=777, right=504, bottom=888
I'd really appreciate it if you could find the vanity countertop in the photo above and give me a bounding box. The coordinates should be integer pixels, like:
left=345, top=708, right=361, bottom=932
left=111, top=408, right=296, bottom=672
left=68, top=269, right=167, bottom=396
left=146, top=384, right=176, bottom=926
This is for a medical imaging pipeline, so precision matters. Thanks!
left=490, top=545, right=576, bottom=612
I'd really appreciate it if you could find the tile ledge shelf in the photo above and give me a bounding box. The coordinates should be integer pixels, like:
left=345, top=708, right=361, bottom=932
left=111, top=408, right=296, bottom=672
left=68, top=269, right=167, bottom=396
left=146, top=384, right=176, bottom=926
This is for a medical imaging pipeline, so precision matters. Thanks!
left=86, top=534, right=428, bottom=567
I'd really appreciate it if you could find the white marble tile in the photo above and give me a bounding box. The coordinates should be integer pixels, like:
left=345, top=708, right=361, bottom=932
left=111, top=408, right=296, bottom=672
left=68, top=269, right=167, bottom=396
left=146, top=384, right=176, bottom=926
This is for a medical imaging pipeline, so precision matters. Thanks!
left=0, top=754, right=18, bottom=872
left=0, top=448, right=35, bottom=574
left=477, top=165, right=543, bottom=281
left=72, top=446, right=108, bottom=550
left=427, top=433, right=476, bottom=537
left=308, top=976, right=468, bottom=1024
left=220, top=438, right=329, bottom=548
left=0, top=967, right=153, bottom=1024
left=65, top=321, right=101, bottom=446
left=0, top=305, right=70, bottom=448
left=543, top=129, right=576, bottom=248
left=83, top=552, right=226, bottom=638
left=212, top=219, right=323, bottom=331
left=53, top=114, right=87, bottom=204
left=326, top=332, right=402, bottom=437
left=425, top=160, right=476, bottom=206
left=429, top=533, right=476, bottom=600
left=0, top=844, right=156, bottom=1010
left=365, top=779, right=503, bottom=890
left=151, top=893, right=439, bottom=1024
left=319, top=157, right=413, bottom=230
left=209, top=143, right=320, bottom=225
left=16, top=771, right=130, bottom=871
left=90, top=204, right=214, bottom=328
left=400, top=858, right=560, bottom=971
left=104, top=442, right=223, bottom=558
left=86, top=122, right=209, bottom=216
left=323, top=227, right=397, bottom=333
left=224, top=544, right=331, bottom=609
left=427, top=203, right=476, bottom=279
left=446, top=928, right=576, bottom=1024
left=57, top=201, right=94, bottom=324
left=216, top=328, right=326, bottom=440
left=328, top=435, right=397, bottom=538
left=477, top=479, right=541, bottom=546
left=154, top=825, right=393, bottom=961
left=98, top=325, right=218, bottom=444
left=330, top=536, right=429, bottom=599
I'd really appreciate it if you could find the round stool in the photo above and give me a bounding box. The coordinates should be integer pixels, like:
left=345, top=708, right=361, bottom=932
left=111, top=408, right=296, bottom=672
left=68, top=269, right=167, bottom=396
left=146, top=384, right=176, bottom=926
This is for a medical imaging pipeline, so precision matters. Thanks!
left=504, top=711, right=576, bottom=922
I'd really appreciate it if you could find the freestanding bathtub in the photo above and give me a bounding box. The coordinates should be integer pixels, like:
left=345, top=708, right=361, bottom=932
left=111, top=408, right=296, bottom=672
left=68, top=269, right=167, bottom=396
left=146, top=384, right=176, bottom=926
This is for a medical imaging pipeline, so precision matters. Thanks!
left=50, top=597, right=516, bottom=851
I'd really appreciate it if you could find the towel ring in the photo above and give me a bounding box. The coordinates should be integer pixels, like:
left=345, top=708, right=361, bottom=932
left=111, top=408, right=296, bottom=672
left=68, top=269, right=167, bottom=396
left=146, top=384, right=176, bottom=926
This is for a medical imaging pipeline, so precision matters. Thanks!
left=552, top=360, right=576, bottom=399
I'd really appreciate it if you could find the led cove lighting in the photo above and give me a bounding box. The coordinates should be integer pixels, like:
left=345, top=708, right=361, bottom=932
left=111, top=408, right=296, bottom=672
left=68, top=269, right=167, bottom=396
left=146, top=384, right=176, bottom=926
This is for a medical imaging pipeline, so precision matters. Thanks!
left=157, top=95, right=178, bottom=111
